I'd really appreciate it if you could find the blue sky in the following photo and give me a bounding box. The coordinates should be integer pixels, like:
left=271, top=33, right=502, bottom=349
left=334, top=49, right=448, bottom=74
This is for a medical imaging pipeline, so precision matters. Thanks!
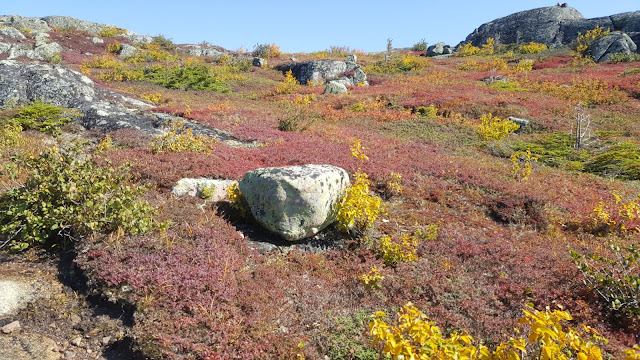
left=4, top=1, right=638, bottom=53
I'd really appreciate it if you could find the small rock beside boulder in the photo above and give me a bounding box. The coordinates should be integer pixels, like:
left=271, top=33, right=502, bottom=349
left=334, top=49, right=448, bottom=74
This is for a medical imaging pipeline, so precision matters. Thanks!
left=587, top=33, right=637, bottom=63
left=172, top=178, right=237, bottom=201
left=324, top=81, right=348, bottom=94
left=238, top=164, right=350, bottom=241
left=118, top=43, right=139, bottom=59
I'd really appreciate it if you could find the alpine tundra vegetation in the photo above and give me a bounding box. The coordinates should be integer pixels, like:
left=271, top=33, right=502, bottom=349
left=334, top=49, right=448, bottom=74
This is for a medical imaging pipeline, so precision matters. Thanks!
left=0, top=4, right=639, bottom=360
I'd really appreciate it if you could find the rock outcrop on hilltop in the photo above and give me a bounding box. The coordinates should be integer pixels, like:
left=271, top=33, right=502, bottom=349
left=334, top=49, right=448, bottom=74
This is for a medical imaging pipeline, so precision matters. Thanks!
left=463, top=5, right=640, bottom=49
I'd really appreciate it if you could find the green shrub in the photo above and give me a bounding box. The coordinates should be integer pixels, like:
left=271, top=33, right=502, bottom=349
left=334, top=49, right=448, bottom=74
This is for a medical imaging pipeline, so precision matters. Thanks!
left=151, top=34, right=175, bottom=50
left=584, top=142, right=640, bottom=180
left=320, top=310, right=379, bottom=360
left=608, top=52, right=640, bottom=63
left=412, top=39, right=428, bottom=52
left=10, top=100, right=80, bottom=136
left=144, top=64, right=230, bottom=92
left=0, top=146, right=156, bottom=251
left=571, top=244, right=640, bottom=315
left=252, top=43, right=281, bottom=58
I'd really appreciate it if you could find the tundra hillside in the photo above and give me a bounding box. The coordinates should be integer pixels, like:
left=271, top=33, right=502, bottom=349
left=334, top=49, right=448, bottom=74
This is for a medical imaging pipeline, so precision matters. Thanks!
left=0, top=5, right=639, bottom=360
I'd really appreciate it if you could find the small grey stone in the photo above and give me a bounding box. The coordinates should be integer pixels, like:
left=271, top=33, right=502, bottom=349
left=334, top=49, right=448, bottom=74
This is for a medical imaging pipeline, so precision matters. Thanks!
left=69, top=314, right=81, bottom=326
left=91, top=37, right=103, bottom=44
left=345, top=54, right=357, bottom=63
left=101, top=336, right=111, bottom=346
left=172, top=178, right=237, bottom=201
left=118, top=43, right=138, bottom=58
left=34, top=42, right=63, bottom=61
left=1, top=320, right=21, bottom=334
left=71, top=337, right=82, bottom=347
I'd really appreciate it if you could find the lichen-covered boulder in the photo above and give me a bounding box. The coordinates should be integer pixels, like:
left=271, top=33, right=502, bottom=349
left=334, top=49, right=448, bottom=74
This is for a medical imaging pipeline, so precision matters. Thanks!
left=0, top=26, right=26, bottom=39
left=238, top=165, right=349, bottom=241
left=587, top=33, right=637, bottom=63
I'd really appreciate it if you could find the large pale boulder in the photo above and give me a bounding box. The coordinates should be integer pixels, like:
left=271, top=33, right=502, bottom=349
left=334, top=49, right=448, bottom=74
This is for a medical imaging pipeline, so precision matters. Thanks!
left=238, top=165, right=349, bottom=241
left=324, top=81, right=348, bottom=94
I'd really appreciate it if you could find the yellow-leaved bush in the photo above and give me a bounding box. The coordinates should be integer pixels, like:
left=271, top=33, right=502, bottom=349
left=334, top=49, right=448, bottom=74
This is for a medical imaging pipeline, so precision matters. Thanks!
left=359, top=266, right=384, bottom=290
left=150, top=120, right=216, bottom=154
left=369, top=302, right=636, bottom=360
left=335, top=139, right=381, bottom=233
left=477, top=113, right=519, bottom=141
left=275, top=69, right=300, bottom=95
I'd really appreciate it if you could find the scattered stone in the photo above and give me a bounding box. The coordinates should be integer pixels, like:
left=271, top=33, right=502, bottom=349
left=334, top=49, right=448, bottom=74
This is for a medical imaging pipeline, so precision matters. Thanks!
left=324, top=81, right=348, bottom=94
left=91, top=36, right=104, bottom=44
left=64, top=349, right=76, bottom=358
left=0, top=42, right=10, bottom=54
left=0, top=333, right=61, bottom=360
left=345, top=54, right=357, bottom=63
left=238, top=164, right=350, bottom=241
left=172, top=178, right=237, bottom=201
left=101, top=336, right=111, bottom=346
left=0, top=26, right=26, bottom=39
left=353, top=68, right=367, bottom=85
left=587, top=33, right=637, bottom=63
left=34, top=42, right=63, bottom=61
left=7, top=44, right=35, bottom=59
left=508, top=116, right=532, bottom=131
left=289, top=57, right=297, bottom=62
left=118, top=43, right=138, bottom=59
left=34, top=32, right=50, bottom=47
left=0, top=279, right=35, bottom=315
left=183, top=44, right=225, bottom=58
left=1, top=320, right=21, bottom=334
left=71, top=336, right=82, bottom=347
left=253, top=57, right=264, bottom=67
left=277, top=54, right=367, bottom=86
left=69, top=314, right=82, bottom=326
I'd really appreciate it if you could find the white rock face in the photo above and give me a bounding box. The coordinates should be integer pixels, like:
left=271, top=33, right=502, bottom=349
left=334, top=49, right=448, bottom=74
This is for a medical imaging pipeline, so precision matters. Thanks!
left=238, top=164, right=349, bottom=241
left=172, top=178, right=237, bottom=201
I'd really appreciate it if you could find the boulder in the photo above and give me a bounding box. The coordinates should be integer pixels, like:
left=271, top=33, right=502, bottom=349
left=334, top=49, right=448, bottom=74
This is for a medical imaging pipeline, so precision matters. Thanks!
left=508, top=116, right=532, bottom=130
left=0, top=15, right=52, bottom=33
left=324, top=81, right=348, bottom=94
left=238, top=164, right=349, bottom=241
left=560, top=11, right=640, bottom=46
left=172, top=178, right=237, bottom=201
left=0, top=26, right=26, bottom=39
left=0, top=42, right=11, bottom=54
left=253, top=57, right=264, bottom=67
left=118, top=43, right=139, bottom=58
left=427, top=42, right=446, bottom=56
left=34, top=32, right=50, bottom=47
left=33, top=42, right=62, bottom=61
left=463, top=6, right=584, bottom=46
left=183, top=44, right=225, bottom=58
left=277, top=55, right=367, bottom=86
left=91, top=36, right=104, bottom=44
left=0, top=60, right=166, bottom=134
left=443, top=45, right=453, bottom=54
left=587, top=33, right=637, bottom=62
left=7, top=44, right=34, bottom=59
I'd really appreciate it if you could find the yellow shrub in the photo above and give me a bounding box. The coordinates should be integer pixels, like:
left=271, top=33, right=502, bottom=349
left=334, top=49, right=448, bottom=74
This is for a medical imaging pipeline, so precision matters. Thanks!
left=378, top=233, right=419, bottom=266
left=141, top=92, right=162, bottom=103
left=226, top=183, right=250, bottom=218
left=591, top=192, right=640, bottom=234
left=80, top=54, right=122, bottom=74
left=370, top=303, right=612, bottom=360
left=0, top=123, right=25, bottom=155
left=124, top=43, right=177, bottom=64
left=335, top=139, right=381, bottom=233
left=98, top=26, right=127, bottom=38
left=518, top=42, right=548, bottom=54
left=574, top=26, right=611, bottom=53
left=457, top=42, right=480, bottom=57
left=513, top=59, right=534, bottom=72
left=481, top=37, right=495, bottom=55
left=384, top=171, right=403, bottom=196
left=511, top=148, right=537, bottom=181
left=107, top=41, right=121, bottom=54
left=291, top=94, right=316, bottom=105
left=359, top=266, right=384, bottom=290
left=275, top=70, right=299, bottom=95
left=150, top=120, right=216, bottom=153
left=476, top=113, right=519, bottom=141
left=94, top=135, right=113, bottom=154
left=522, top=78, right=625, bottom=105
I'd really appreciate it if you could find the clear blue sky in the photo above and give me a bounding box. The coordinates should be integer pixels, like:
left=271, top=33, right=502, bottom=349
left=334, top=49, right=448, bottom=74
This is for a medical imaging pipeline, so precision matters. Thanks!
left=4, top=1, right=638, bottom=53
